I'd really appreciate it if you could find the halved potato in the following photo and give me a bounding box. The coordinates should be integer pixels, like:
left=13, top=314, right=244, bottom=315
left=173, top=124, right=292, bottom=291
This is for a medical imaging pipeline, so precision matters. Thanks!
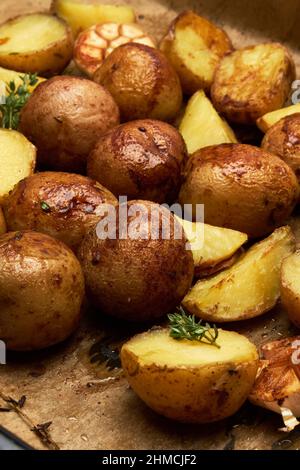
left=0, top=66, right=45, bottom=92
left=52, top=0, right=136, bottom=37
left=211, top=43, right=296, bottom=124
left=0, top=129, right=36, bottom=204
left=160, top=10, right=233, bottom=95
left=176, top=216, right=247, bottom=278
left=179, top=90, right=237, bottom=154
left=281, top=250, right=300, bottom=328
left=0, top=13, right=73, bottom=76
left=257, top=104, right=300, bottom=133
left=249, top=337, right=300, bottom=428
left=183, top=226, right=295, bottom=322
left=0, top=207, right=6, bottom=235
left=121, top=327, right=259, bottom=423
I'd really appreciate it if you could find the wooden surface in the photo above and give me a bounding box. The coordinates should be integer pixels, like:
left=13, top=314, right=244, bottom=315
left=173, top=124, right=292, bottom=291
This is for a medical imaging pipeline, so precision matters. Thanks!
left=1, top=0, right=300, bottom=451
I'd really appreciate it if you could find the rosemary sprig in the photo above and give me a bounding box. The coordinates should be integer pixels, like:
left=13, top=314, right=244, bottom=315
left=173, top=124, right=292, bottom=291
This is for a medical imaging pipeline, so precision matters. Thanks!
left=0, top=73, right=38, bottom=129
left=168, top=306, right=220, bottom=348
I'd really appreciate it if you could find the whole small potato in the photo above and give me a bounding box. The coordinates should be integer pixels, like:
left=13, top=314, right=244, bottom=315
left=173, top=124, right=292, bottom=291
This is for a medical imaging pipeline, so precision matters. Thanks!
left=3, top=172, right=117, bottom=251
left=262, top=114, right=300, bottom=181
left=87, top=119, right=187, bottom=203
left=0, top=231, right=84, bottom=351
left=19, top=76, right=120, bottom=173
left=93, top=43, right=182, bottom=122
left=78, top=200, right=194, bottom=321
left=179, top=144, right=299, bottom=238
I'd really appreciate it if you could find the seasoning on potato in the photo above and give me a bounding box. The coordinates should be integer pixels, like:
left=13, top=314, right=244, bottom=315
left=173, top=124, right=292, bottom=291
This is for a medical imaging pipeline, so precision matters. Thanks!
left=0, top=129, right=36, bottom=204
left=3, top=172, right=117, bottom=251
left=93, top=43, right=182, bottom=122
left=78, top=200, right=194, bottom=322
left=87, top=119, right=187, bottom=203
left=121, top=321, right=259, bottom=423
left=281, top=250, right=300, bottom=329
left=262, top=114, right=300, bottom=181
left=0, top=13, right=73, bottom=76
left=183, top=226, right=295, bottom=322
left=179, top=143, right=299, bottom=238
left=74, top=23, right=156, bottom=77
left=160, top=10, right=233, bottom=95
left=19, top=76, right=120, bottom=174
left=0, top=231, right=85, bottom=351
left=211, top=43, right=296, bottom=124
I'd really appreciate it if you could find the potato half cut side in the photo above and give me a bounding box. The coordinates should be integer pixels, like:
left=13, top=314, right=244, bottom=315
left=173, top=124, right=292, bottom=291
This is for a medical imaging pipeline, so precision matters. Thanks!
left=0, top=13, right=73, bottom=75
left=281, top=250, right=300, bottom=328
left=179, top=90, right=237, bottom=154
left=183, top=226, right=295, bottom=322
left=121, top=327, right=259, bottom=423
left=249, top=337, right=300, bottom=429
left=160, top=10, right=233, bottom=95
left=176, top=216, right=247, bottom=278
left=52, top=0, right=136, bottom=37
left=257, top=104, right=300, bottom=133
left=0, top=129, right=36, bottom=203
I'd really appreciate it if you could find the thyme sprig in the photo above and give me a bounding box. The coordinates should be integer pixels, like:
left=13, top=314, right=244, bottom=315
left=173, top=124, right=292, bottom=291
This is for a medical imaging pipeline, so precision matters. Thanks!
left=168, top=307, right=220, bottom=348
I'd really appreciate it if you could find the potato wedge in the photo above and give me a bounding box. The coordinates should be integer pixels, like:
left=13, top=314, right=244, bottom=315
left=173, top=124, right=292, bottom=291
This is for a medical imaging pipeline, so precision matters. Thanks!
left=0, top=207, right=6, bottom=235
left=249, top=337, right=300, bottom=427
left=183, top=226, right=295, bottom=322
left=160, top=10, right=233, bottom=95
left=0, top=66, right=45, bottom=92
left=179, top=90, right=237, bottom=154
left=176, top=216, right=247, bottom=278
left=0, top=13, right=73, bottom=76
left=281, top=250, right=300, bottom=328
left=121, top=327, right=259, bottom=423
left=52, top=0, right=136, bottom=37
left=0, top=129, right=36, bottom=204
left=211, top=43, right=296, bottom=124
left=257, top=104, right=300, bottom=133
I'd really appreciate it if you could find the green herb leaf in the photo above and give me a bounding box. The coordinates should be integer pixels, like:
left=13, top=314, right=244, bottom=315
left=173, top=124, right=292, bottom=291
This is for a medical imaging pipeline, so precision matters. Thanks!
left=40, top=201, right=51, bottom=212
left=168, top=306, right=220, bottom=348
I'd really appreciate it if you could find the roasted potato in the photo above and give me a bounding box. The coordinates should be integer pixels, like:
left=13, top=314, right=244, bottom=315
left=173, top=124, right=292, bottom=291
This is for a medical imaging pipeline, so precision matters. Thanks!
left=160, top=10, right=233, bottom=95
left=52, top=0, right=136, bottom=37
left=0, top=13, right=73, bottom=76
left=183, top=226, right=295, bottom=322
left=176, top=216, right=247, bottom=278
left=211, top=43, right=296, bottom=124
left=87, top=119, right=187, bottom=203
left=249, top=337, right=300, bottom=426
left=121, top=327, right=259, bottom=423
left=0, top=231, right=84, bottom=351
left=257, top=104, right=300, bottom=133
left=0, top=207, right=6, bottom=235
left=178, top=144, right=299, bottom=238
left=74, top=23, right=156, bottom=77
left=93, top=43, right=182, bottom=122
left=3, top=172, right=117, bottom=251
left=19, top=76, right=120, bottom=174
left=0, top=129, right=36, bottom=204
left=262, top=114, right=300, bottom=181
left=281, top=250, right=300, bottom=329
left=179, top=90, right=237, bottom=154
left=78, top=200, right=194, bottom=322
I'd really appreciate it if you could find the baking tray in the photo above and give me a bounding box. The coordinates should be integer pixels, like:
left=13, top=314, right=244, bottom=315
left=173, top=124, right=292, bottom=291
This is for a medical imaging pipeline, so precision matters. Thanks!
left=1, top=0, right=300, bottom=451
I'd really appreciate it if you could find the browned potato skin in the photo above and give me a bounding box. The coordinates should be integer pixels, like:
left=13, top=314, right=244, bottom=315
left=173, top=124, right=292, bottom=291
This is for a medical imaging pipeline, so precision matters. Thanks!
left=211, top=43, right=295, bottom=124
left=179, top=144, right=299, bottom=238
left=262, top=114, right=300, bottom=182
left=0, top=206, right=6, bottom=235
left=78, top=200, right=194, bottom=322
left=87, top=119, right=187, bottom=203
left=0, top=231, right=84, bottom=351
left=93, top=43, right=182, bottom=122
left=19, top=76, right=120, bottom=174
left=3, top=172, right=117, bottom=251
